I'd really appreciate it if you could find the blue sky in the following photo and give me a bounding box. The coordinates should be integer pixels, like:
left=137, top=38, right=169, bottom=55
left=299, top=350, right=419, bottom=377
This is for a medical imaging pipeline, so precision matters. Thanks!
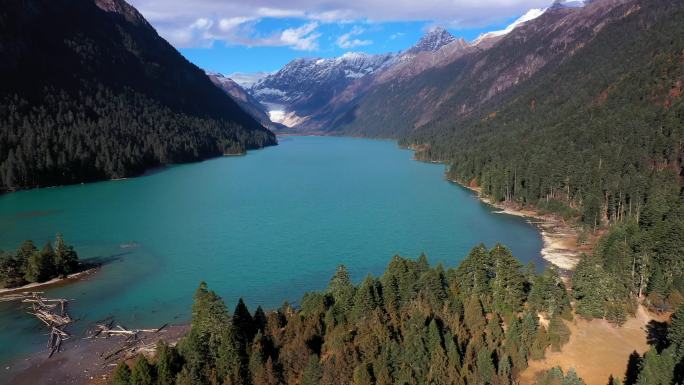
left=176, top=20, right=516, bottom=75
left=127, top=0, right=551, bottom=75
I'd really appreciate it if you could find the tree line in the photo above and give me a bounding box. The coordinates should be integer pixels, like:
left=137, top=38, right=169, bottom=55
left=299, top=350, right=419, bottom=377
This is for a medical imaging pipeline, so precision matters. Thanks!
left=110, top=245, right=580, bottom=385
left=0, top=234, right=80, bottom=288
left=401, top=0, right=684, bottom=323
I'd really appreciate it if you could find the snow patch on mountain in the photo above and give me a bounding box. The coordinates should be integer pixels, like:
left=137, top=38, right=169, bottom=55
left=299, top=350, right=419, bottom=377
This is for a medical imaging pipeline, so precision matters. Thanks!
left=551, top=0, right=590, bottom=9
left=405, top=27, right=456, bottom=55
left=475, top=8, right=547, bottom=43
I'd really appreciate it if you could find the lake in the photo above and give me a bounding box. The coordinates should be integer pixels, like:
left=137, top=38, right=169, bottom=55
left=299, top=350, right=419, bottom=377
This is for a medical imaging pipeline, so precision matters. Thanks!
left=0, top=136, right=542, bottom=364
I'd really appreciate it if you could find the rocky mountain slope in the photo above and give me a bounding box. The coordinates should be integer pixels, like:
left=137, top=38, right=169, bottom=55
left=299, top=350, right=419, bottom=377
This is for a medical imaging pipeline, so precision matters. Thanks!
left=319, top=0, right=636, bottom=137
left=250, top=52, right=397, bottom=126
left=206, top=72, right=285, bottom=131
left=249, top=27, right=463, bottom=129
left=0, top=0, right=276, bottom=191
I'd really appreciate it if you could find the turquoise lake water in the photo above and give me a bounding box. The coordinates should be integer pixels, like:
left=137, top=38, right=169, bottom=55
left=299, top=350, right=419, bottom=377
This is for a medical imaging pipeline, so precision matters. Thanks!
left=0, top=136, right=542, bottom=364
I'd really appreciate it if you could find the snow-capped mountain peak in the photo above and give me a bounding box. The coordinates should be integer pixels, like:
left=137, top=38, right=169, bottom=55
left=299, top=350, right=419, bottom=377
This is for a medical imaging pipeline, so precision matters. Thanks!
left=249, top=51, right=396, bottom=117
left=474, top=8, right=547, bottom=44
left=550, top=0, right=590, bottom=9
left=407, top=27, right=457, bottom=54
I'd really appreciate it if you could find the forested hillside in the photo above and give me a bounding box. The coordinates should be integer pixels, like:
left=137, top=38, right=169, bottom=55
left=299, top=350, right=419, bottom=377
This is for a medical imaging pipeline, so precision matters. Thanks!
left=401, top=0, right=684, bottom=316
left=110, top=247, right=684, bottom=385
left=0, top=0, right=276, bottom=192
left=112, top=245, right=580, bottom=385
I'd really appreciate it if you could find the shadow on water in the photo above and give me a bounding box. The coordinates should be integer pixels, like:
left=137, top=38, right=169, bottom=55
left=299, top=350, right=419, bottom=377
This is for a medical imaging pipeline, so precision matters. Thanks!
left=83, top=251, right=131, bottom=269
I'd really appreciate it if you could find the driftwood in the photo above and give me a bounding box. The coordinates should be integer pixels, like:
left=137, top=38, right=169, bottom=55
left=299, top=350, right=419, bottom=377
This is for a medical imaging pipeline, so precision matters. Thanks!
left=88, top=321, right=169, bottom=364
left=2, top=291, right=169, bottom=361
left=0, top=292, right=73, bottom=357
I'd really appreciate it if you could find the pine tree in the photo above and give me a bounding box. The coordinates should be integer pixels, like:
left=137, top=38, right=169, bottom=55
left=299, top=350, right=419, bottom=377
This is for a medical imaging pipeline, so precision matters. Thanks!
left=233, top=298, right=256, bottom=346
left=53, top=233, right=79, bottom=275
left=668, top=305, right=684, bottom=361
left=156, top=341, right=181, bottom=385
left=352, top=363, right=374, bottom=385
left=634, top=348, right=675, bottom=385
left=130, top=355, right=154, bottom=385
left=327, top=265, right=355, bottom=313
left=217, top=326, right=246, bottom=385
left=547, top=315, right=570, bottom=352
left=300, top=355, right=322, bottom=385
left=475, top=347, right=495, bottom=384
left=464, top=296, right=486, bottom=338
left=490, top=244, right=525, bottom=314
left=25, top=244, right=53, bottom=283
left=351, top=275, right=380, bottom=321
left=112, top=362, right=131, bottom=385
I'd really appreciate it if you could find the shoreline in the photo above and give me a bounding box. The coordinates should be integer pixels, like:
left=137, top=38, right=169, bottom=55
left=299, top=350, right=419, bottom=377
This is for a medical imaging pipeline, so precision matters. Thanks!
left=2, top=324, right=189, bottom=385
left=0, top=266, right=99, bottom=296
left=451, top=179, right=588, bottom=272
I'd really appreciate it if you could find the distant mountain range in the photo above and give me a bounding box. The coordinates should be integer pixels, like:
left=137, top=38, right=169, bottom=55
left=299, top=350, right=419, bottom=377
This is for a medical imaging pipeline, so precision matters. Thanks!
left=246, top=26, right=472, bottom=131
left=237, top=6, right=543, bottom=133
left=235, top=0, right=639, bottom=137
left=0, top=0, right=276, bottom=191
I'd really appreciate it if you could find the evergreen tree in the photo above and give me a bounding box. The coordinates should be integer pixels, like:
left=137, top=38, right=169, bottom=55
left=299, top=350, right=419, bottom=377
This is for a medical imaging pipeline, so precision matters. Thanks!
left=54, top=233, right=79, bottom=276
left=547, top=315, right=570, bottom=352
left=300, top=355, right=323, bottom=385
left=464, top=296, right=486, bottom=338
left=490, top=244, right=525, bottom=314
left=112, top=362, right=131, bottom=385
left=327, top=265, right=355, bottom=314
left=668, top=304, right=684, bottom=361
left=130, top=355, right=154, bottom=385
left=155, top=341, right=181, bottom=385
left=634, top=348, right=675, bottom=385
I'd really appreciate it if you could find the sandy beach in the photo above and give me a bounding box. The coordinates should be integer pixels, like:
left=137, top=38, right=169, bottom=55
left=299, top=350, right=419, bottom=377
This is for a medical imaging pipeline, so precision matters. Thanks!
left=454, top=179, right=593, bottom=272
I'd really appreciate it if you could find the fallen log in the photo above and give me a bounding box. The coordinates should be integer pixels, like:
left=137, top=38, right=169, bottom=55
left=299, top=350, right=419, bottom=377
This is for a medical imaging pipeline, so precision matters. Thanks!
left=1, top=292, right=73, bottom=356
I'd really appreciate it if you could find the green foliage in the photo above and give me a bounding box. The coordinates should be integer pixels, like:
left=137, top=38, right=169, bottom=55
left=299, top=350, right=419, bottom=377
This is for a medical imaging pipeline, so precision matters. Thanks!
left=130, top=355, right=155, bottom=385
left=669, top=305, right=684, bottom=362
left=327, top=265, right=355, bottom=317
left=0, top=235, right=80, bottom=288
left=155, top=341, right=181, bottom=385
left=112, top=362, right=131, bottom=385
left=452, top=243, right=526, bottom=314
left=634, top=348, right=676, bottom=385
left=130, top=247, right=564, bottom=385
left=528, top=267, right=572, bottom=319
left=534, top=367, right=586, bottom=385
left=547, top=315, right=570, bottom=352
left=628, top=303, right=684, bottom=384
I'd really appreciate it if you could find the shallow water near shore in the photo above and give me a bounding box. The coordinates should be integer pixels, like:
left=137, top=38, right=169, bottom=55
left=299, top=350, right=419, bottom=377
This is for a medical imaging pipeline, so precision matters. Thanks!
left=0, top=136, right=542, bottom=366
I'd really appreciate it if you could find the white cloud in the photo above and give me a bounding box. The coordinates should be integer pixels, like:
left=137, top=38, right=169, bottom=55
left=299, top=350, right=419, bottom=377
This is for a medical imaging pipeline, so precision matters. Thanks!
left=389, top=32, right=405, bottom=40
left=159, top=17, right=321, bottom=50
left=218, top=17, right=254, bottom=31
left=336, top=26, right=372, bottom=49
left=256, top=7, right=306, bottom=18
left=278, top=22, right=321, bottom=51
left=128, top=0, right=552, bottom=48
